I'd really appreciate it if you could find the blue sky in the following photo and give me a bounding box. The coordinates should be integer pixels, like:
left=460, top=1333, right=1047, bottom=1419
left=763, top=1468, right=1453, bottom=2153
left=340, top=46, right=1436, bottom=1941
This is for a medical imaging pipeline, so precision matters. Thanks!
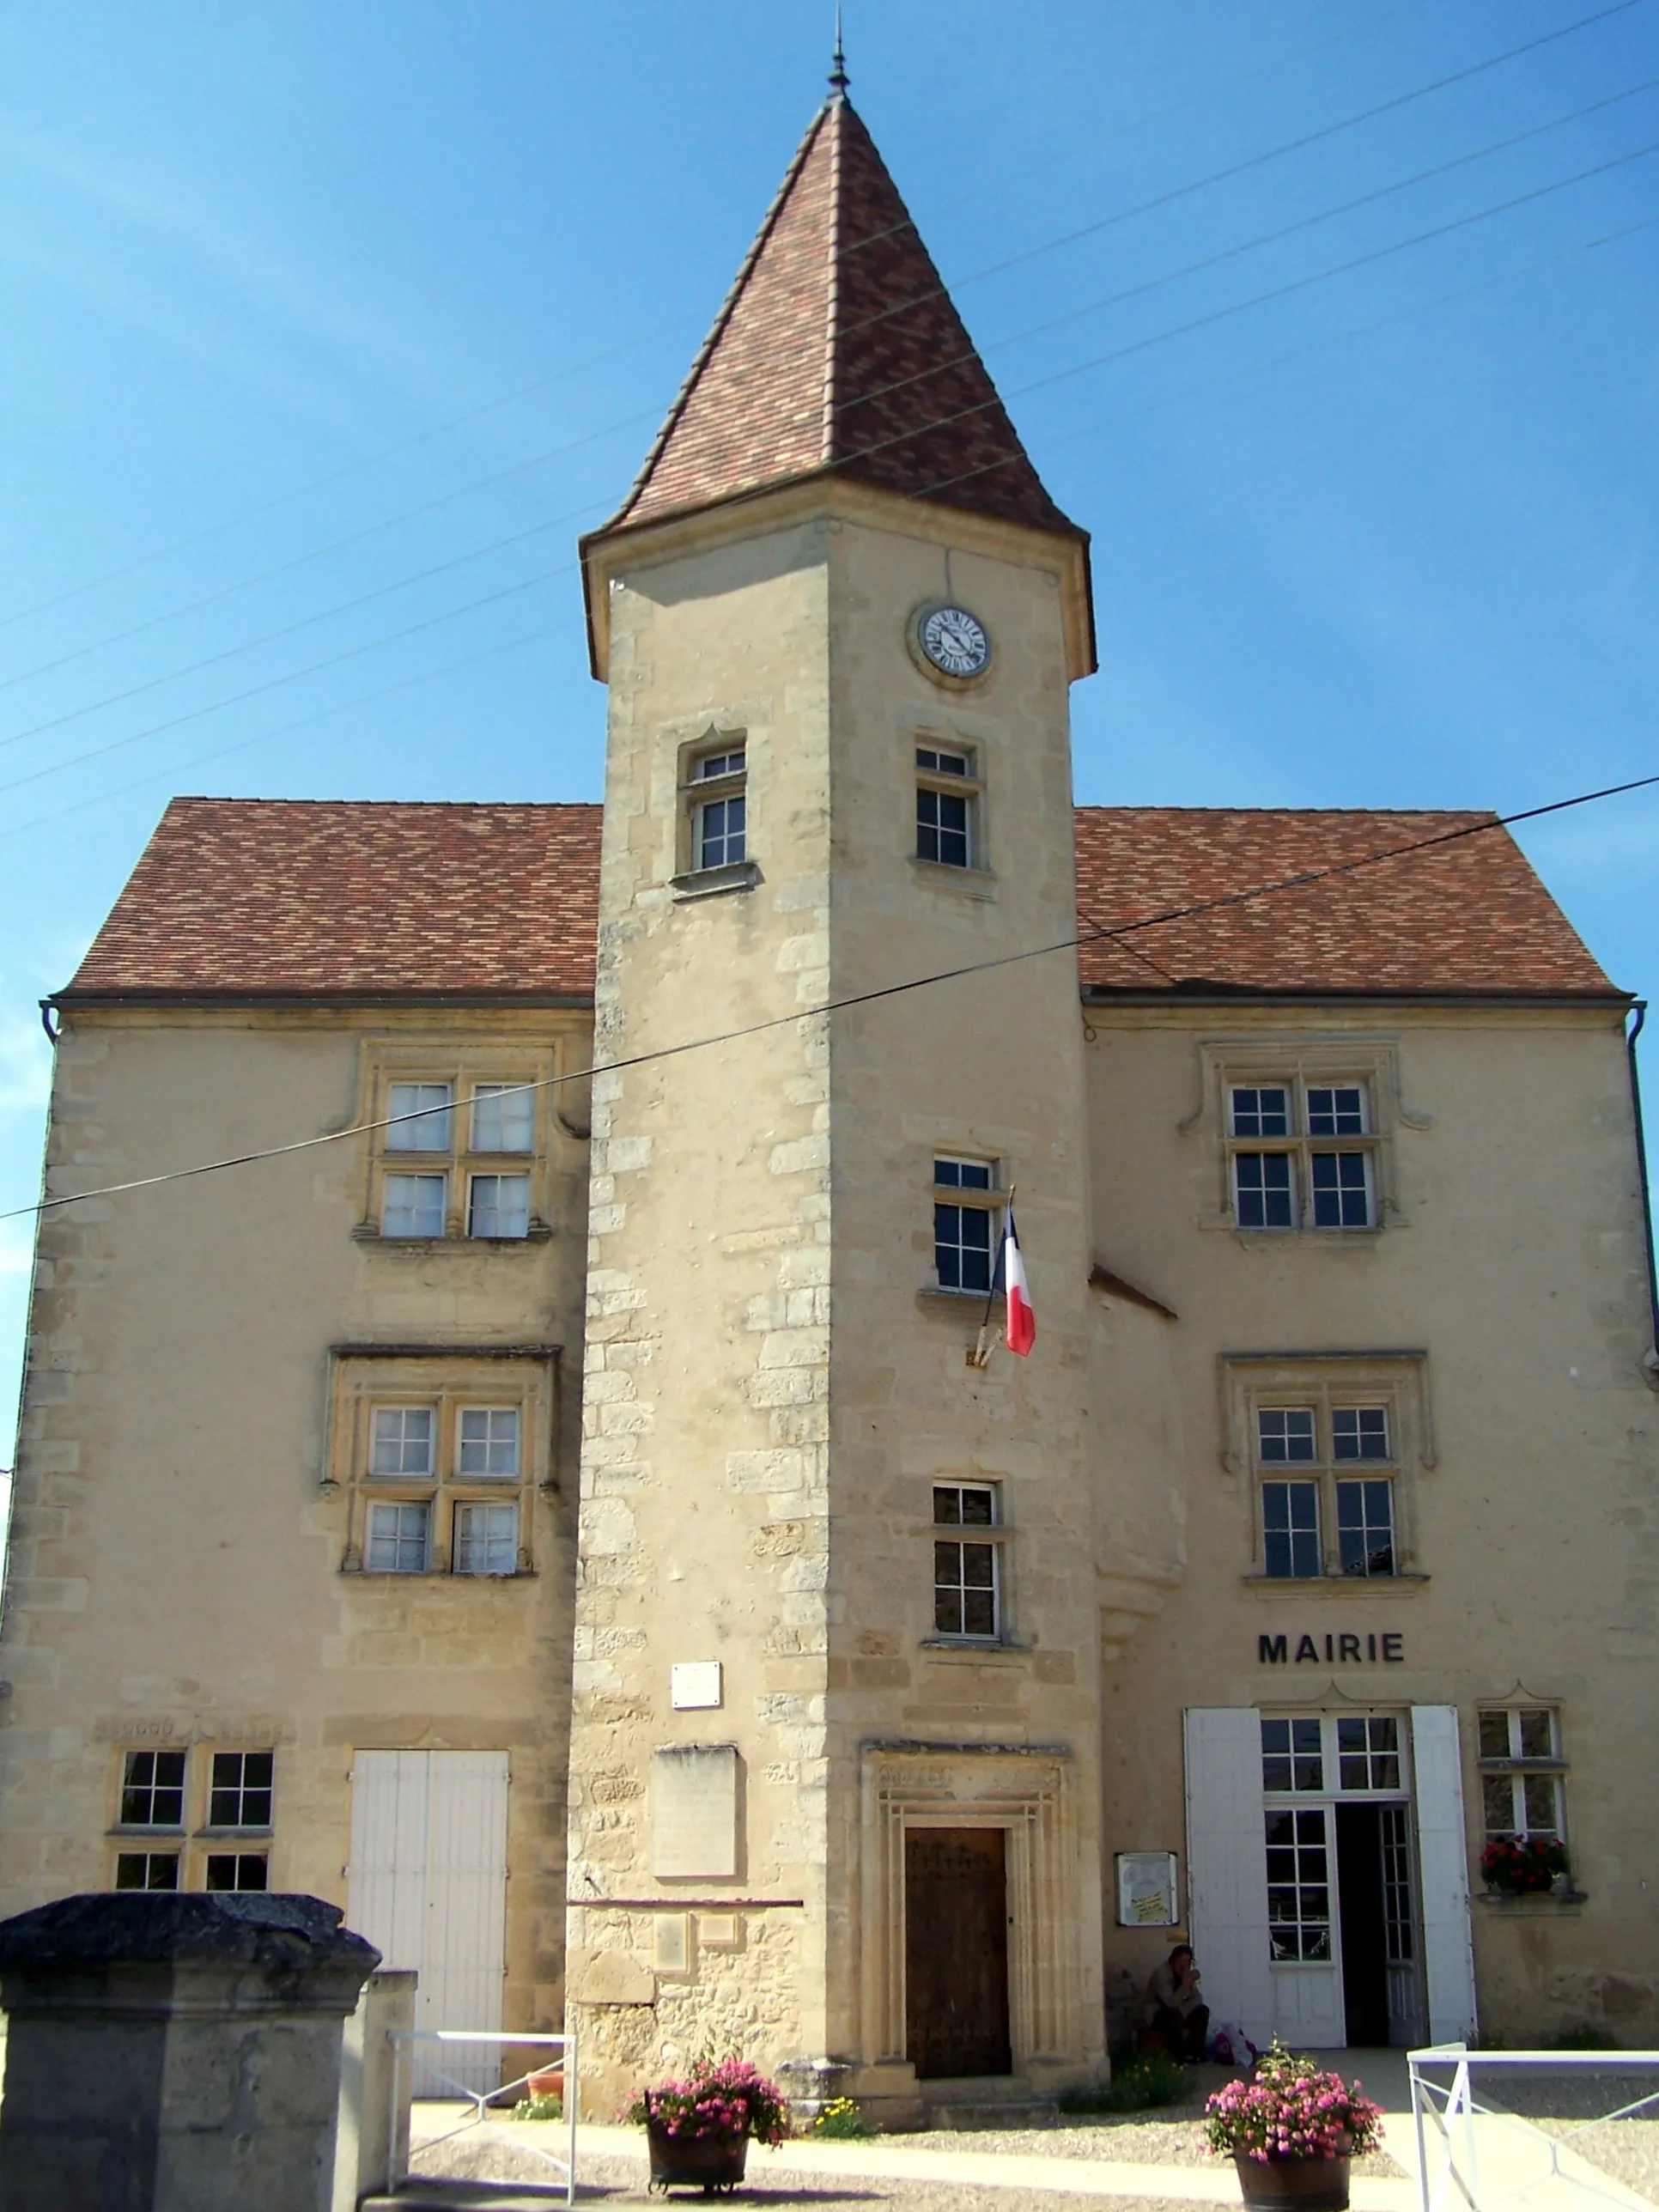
left=2, top=0, right=1657, bottom=1450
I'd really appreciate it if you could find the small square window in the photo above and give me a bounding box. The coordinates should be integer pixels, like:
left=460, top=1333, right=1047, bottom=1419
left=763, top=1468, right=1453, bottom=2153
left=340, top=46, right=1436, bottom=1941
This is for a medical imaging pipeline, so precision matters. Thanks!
left=366, top=1501, right=431, bottom=1573
left=120, top=1748, right=186, bottom=1829
left=471, top=1084, right=534, bottom=1154
left=934, top=1202, right=994, bottom=1291
left=933, top=1483, right=996, bottom=1527
left=1262, top=1480, right=1322, bottom=1578
left=915, top=746, right=970, bottom=777
left=1310, top=1150, right=1372, bottom=1229
left=1332, top=1407, right=1390, bottom=1461
left=386, top=1082, right=453, bottom=1153
left=370, top=1407, right=435, bottom=1477
left=1307, top=1085, right=1367, bottom=1137
left=1261, top=1716, right=1323, bottom=1793
left=1479, top=1711, right=1512, bottom=1761
left=115, top=1851, right=179, bottom=1891
left=458, top=1407, right=520, bottom=1478
left=209, top=1751, right=274, bottom=1831
left=916, top=786, right=970, bottom=868
left=1258, top=1409, right=1316, bottom=1463
left=1479, top=1706, right=1566, bottom=1843
left=1336, top=1479, right=1395, bottom=1577
left=696, top=748, right=745, bottom=781
left=934, top=1158, right=993, bottom=1191
left=1518, top=1708, right=1556, bottom=1759
left=1234, top=1151, right=1294, bottom=1229
left=205, top=1852, right=269, bottom=1892
left=1337, top=1716, right=1401, bottom=1791
left=382, top=1173, right=447, bottom=1238
left=1231, top=1085, right=1291, bottom=1139
left=467, top=1173, right=530, bottom=1239
left=454, top=1501, right=520, bottom=1575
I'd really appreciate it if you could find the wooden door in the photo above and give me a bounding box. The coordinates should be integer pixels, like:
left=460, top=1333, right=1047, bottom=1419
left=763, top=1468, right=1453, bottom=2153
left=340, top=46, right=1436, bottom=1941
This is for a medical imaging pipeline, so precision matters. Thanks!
left=904, top=1827, right=1012, bottom=2079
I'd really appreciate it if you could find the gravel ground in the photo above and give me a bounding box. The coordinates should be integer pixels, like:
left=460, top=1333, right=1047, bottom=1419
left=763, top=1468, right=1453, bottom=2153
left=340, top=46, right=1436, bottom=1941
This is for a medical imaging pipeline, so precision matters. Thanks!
left=895, top=2117, right=1402, bottom=2179
left=404, top=2142, right=1209, bottom=2209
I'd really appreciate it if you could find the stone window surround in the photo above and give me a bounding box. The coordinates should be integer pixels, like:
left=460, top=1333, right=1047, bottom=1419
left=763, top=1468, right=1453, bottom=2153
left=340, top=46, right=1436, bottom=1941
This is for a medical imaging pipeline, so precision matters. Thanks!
left=859, top=1744, right=1079, bottom=2078
left=106, top=1743, right=277, bottom=1896
left=1219, top=1352, right=1434, bottom=1587
left=1182, top=1036, right=1430, bottom=1235
left=324, top=1344, right=559, bottom=1577
left=353, top=1041, right=561, bottom=1243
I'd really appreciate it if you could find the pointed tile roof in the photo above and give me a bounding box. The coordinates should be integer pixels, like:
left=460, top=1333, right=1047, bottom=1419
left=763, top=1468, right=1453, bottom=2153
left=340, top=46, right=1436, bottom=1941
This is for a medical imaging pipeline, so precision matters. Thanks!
left=604, top=95, right=1081, bottom=539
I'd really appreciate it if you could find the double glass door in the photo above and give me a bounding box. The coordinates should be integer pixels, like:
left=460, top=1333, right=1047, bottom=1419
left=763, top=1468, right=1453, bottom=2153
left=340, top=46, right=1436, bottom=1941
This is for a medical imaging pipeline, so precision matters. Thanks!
left=1262, top=1713, right=1423, bottom=2046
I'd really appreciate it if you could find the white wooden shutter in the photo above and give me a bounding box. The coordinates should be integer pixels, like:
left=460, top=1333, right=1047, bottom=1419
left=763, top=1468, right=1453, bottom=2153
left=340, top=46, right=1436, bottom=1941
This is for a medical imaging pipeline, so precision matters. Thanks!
left=1410, top=1705, right=1477, bottom=2044
left=424, top=1751, right=509, bottom=2042
left=347, top=1749, right=509, bottom=2094
left=1184, top=1708, right=1273, bottom=2051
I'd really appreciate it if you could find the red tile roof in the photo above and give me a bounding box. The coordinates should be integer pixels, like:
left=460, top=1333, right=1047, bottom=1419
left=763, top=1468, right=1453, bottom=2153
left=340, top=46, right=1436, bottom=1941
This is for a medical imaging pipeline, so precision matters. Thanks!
left=604, top=96, right=1080, bottom=540
left=64, top=799, right=601, bottom=1000
left=60, top=798, right=1618, bottom=1005
left=1073, top=806, right=1616, bottom=998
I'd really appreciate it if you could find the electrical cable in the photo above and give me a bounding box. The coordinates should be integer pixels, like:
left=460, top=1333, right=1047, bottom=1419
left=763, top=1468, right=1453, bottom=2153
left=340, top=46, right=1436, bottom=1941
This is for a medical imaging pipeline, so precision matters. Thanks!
left=838, top=0, right=1653, bottom=316
left=9, top=197, right=1654, bottom=849
left=7, top=137, right=1656, bottom=801
left=0, top=0, right=1423, bottom=641
left=3, top=3, right=1644, bottom=716
left=7, top=766, right=1653, bottom=1224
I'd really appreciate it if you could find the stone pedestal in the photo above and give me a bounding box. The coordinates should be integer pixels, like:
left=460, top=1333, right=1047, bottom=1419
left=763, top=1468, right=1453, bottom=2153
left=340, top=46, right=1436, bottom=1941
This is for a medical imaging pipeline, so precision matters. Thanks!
left=331, top=1968, right=416, bottom=2212
left=0, top=1891, right=380, bottom=2212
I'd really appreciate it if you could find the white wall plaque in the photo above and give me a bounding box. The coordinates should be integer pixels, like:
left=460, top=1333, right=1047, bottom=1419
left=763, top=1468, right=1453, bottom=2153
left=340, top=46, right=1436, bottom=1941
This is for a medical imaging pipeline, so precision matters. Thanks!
left=671, top=1661, right=723, bottom=1711
left=650, top=1744, right=739, bottom=1879
left=1115, top=1849, right=1180, bottom=1928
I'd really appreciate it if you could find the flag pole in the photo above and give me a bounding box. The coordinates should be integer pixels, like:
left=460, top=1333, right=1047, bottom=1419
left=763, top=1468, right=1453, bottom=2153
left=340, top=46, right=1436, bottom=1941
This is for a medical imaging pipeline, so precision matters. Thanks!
left=967, top=1184, right=1014, bottom=1370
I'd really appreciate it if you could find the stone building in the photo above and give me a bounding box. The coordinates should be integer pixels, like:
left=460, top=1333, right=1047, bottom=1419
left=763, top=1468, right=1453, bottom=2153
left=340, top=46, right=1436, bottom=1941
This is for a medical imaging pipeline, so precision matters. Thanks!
left=4, top=85, right=1657, bottom=2122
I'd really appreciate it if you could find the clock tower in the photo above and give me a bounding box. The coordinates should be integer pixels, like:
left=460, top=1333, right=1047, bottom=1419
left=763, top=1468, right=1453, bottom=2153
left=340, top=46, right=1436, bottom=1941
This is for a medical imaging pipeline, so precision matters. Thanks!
left=566, top=76, right=1105, bottom=2120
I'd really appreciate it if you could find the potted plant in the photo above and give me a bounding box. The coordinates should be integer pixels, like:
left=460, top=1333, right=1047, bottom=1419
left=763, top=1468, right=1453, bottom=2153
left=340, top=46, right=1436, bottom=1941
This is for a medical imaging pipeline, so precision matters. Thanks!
left=1203, top=2043, right=1383, bottom=2210
left=625, top=2054, right=790, bottom=2195
left=1481, top=1835, right=1570, bottom=1896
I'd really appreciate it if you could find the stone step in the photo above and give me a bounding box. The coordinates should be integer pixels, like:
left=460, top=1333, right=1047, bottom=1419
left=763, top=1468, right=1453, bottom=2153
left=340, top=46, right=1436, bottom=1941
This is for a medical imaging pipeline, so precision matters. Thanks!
left=362, top=2189, right=570, bottom=2210
left=921, top=2097, right=1062, bottom=2130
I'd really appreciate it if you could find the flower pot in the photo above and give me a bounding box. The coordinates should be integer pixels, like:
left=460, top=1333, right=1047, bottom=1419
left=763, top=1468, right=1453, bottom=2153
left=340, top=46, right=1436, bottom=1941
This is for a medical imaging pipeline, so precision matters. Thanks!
left=525, top=2067, right=564, bottom=2100
left=646, top=2119, right=750, bottom=2194
left=1234, top=2153, right=1352, bottom=2210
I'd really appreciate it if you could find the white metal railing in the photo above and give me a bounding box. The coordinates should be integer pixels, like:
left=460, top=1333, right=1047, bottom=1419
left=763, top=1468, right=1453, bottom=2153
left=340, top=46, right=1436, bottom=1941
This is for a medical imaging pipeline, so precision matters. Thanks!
left=387, top=2027, right=576, bottom=2208
left=1410, top=2044, right=1659, bottom=2211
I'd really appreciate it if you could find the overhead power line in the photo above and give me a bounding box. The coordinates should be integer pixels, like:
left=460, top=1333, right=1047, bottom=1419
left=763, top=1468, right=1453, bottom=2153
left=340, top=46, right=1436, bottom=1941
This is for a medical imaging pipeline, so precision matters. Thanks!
left=0, top=0, right=1422, bottom=641
left=7, top=767, right=1654, bottom=1225
left=6, top=131, right=1656, bottom=805
left=10, top=199, right=1655, bottom=851
left=2, top=1, right=1646, bottom=722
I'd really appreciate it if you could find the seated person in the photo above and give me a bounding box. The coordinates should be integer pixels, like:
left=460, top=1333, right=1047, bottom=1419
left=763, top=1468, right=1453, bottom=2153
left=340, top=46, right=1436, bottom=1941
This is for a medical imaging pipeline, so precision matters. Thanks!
left=1141, top=1942, right=1209, bottom=2062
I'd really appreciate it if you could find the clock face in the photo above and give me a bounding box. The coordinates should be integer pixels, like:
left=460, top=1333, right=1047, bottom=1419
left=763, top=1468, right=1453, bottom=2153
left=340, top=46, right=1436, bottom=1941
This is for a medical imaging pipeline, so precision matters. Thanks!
left=919, top=604, right=991, bottom=679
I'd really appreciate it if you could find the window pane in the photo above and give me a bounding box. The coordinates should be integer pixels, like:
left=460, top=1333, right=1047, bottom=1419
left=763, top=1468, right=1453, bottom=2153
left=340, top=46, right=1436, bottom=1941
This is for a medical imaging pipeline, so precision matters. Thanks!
left=1257, top=1408, right=1316, bottom=1463
left=1231, top=1085, right=1291, bottom=1138
left=209, top=1750, right=274, bottom=1830
left=205, top=1853, right=269, bottom=1892
left=386, top=1082, right=453, bottom=1152
left=458, top=1407, right=520, bottom=1477
left=935, top=1158, right=993, bottom=1190
left=916, top=787, right=970, bottom=868
left=367, top=1502, right=429, bottom=1573
left=1483, top=1774, right=1518, bottom=1837
left=934, top=1201, right=994, bottom=1292
left=115, top=1851, right=179, bottom=1891
left=1337, top=1479, right=1395, bottom=1577
left=1234, top=1151, right=1294, bottom=1229
left=471, top=1084, right=534, bottom=1154
left=697, top=793, right=745, bottom=869
left=468, top=1174, right=530, bottom=1239
left=1333, top=1406, right=1390, bottom=1461
left=120, top=1748, right=186, bottom=1828
left=1478, top=1711, right=1512, bottom=1761
left=1265, top=1806, right=1331, bottom=1960
left=454, top=1502, right=519, bottom=1575
left=696, top=749, right=744, bottom=781
left=1523, top=1774, right=1561, bottom=1835
left=1263, top=1481, right=1322, bottom=1577
left=370, top=1407, right=434, bottom=1476
left=934, top=1537, right=999, bottom=1638
left=1518, top=1709, right=1555, bottom=1759
left=1306, top=1085, right=1367, bottom=1136
left=915, top=746, right=969, bottom=776
left=382, top=1174, right=446, bottom=1237
left=1338, top=1716, right=1401, bottom=1790
left=1310, top=1151, right=1372, bottom=1228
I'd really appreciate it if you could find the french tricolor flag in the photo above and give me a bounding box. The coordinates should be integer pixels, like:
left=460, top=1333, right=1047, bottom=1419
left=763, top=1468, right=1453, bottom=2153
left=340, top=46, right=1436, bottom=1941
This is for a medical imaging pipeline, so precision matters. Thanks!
left=1003, top=1210, right=1036, bottom=1358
